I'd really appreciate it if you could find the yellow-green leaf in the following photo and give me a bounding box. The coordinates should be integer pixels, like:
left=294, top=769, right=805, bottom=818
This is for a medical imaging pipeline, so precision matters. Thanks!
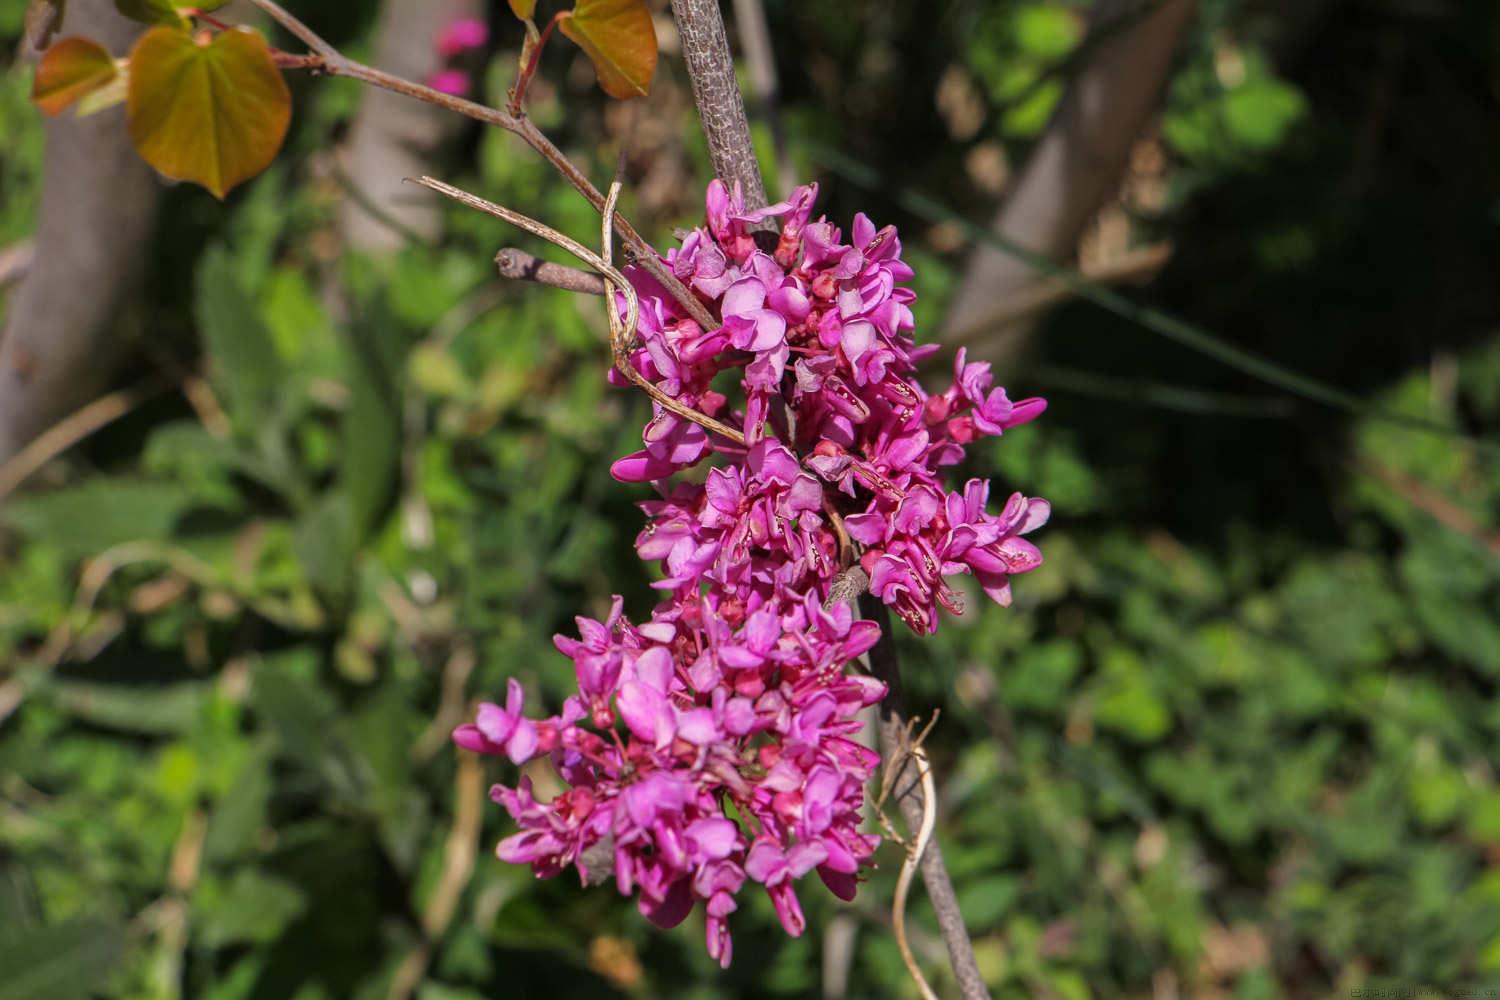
left=508, top=0, right=536, bottom=20
left=559, top=0, right=657, bottom=100
left=76, top=67, right=128, bottom=117
left=114, top=0, right=187, bottom=28
left=126, top=26, right=291, bottom=199
left=32, top=36, right=118, bottom=116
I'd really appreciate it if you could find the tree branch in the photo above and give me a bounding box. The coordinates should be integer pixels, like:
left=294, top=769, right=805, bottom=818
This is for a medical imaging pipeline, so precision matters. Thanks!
left=0, top=0, right=160, bottom=462
left=861, top=596, right=990, bottom=999
left=251, top=0, right=718, bottom=335
left=669, top=0, right=769, bottom=213
left=940, top=0, right=1196, bottom=367
left=495, top=248, right=606, bottom=296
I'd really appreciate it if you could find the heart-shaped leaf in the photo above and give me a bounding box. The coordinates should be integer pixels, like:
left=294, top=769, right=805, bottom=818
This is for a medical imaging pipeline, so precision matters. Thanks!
left=33, top=36, right=118, bottom=116
left=115, top=0, right=187, bottom=28
left=127, top=26, right=291, bottom=199
left=508, top=0, right=536, bottom=19
left=559, top=0, right=657, bottom=100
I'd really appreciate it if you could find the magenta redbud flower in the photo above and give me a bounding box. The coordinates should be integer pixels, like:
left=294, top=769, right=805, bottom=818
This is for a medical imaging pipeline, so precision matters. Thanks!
left=456, top=179, right=1049, bottom=965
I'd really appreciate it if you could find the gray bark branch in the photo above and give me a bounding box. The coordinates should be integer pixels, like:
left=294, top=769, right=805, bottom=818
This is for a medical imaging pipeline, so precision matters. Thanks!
left=0, top=0, right=160, bottom=464
left=669, top=0, right=769, bottom=213
left=862, top=596, right=990, bottom=1000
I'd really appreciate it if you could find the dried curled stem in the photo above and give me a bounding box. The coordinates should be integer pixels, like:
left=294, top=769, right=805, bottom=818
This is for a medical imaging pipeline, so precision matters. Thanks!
left=893, top=744, right=939, bottom=1000
left=870, top=713, right=940, bottom=1000
left=410, top=177, right=745, bottom=448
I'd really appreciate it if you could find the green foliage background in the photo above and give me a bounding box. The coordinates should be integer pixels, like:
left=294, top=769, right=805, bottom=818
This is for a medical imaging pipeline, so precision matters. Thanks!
left=2, top=1, right=1499, bottom=997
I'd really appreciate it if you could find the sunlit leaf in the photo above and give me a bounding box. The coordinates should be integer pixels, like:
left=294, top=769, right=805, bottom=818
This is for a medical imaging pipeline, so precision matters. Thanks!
left=508, top=0, right=536, bottom=19
left=75, top=68, right=128, bottom=116
left=114, top=0, right=186, bottom=28
left=559, top=0, right=657, bottom=100
left=32, top=37, right=118, bottom=116
left=127, top=26, right=291, bottom=199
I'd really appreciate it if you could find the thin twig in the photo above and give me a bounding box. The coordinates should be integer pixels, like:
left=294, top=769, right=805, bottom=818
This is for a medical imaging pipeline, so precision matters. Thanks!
left=249, top=0, right=716, bottom=334
left=861, top=596, right=991, bottom=1000
left=0, top=375, right=169, bottom=502
left=1359, top=457, right=1500, bottom=561
left=495, top=248, right=606, bottom=296
left=410, top=176, right=746, bottom=448
left=941, top=241, right=1173, bottom=355
left=890, top=741, right=940, bottom=1000
left=387, top=752, right=485, bottom=1000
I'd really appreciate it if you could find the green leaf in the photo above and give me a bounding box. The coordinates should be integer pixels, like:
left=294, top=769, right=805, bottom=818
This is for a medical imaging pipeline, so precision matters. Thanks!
left=195, top=247, right=285, bottom=430
left=194, top=870, right=306, bottom=949
left=126, top=26, right=290, bottom=198
left=294, top=491, right=356, bottom=602
left=558, top=0, right=657, bottom=100
left=52, top=680, right=209, bottom=735
left=1012, top=5, right=1081, bottom=60
left=114, top=0, right=185, bottom=28
left=508, top=0, right=536, bottom=19
left=340, top=319, right=402, bottom=540
left=203, top=751, right=272, bottom=862
left=32, top=37, right=118, bottom=116
left=0, top=918, right=125, bottom=1000
left=4, top=479, right=193, bottom=559
left=957, top=874, right=1019, bottom=929
left=1091, top=648, right=1172, bottom=743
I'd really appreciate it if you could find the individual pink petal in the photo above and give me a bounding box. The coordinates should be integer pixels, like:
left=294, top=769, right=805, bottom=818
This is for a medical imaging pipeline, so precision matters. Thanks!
left=640, top=877, right=696, bottom=929
left=818, top=864, right=859, bottom=901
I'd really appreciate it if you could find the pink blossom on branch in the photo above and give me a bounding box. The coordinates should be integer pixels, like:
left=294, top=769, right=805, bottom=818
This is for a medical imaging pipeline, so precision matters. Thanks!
left=436, top=17, right=489, bottom=59
left=455, top=181, right=1048, bottom=966
left=425, top=69, right=473, bottom=98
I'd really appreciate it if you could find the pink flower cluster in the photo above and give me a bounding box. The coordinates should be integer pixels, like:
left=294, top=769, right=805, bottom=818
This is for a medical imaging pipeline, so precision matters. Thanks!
left=428, top=16, right=489, bottom=97
left=455, top=181, right=1048, bottom=965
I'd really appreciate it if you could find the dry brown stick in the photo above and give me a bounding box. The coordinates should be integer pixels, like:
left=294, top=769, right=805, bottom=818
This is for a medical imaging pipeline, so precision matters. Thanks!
left=861, top=596, right=990, bottom=1000
left=0, top=374, right=168, bottom=502
left=387, top=752, right=485, bottom=1000
left=1359, top=458, right=1500, bottom=560
left=495, top=248, right=606, bottom=296
left=412, top=176, right=746, bottom=448
left=249, top=0, right=716, bottom=334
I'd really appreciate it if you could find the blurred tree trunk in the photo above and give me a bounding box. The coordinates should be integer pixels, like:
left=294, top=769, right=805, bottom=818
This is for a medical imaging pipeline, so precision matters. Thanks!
left=0, top=0, right=158, bottom=463
left=339, top=0, right=482, bottom=252
left=940, top=0, right=1197, bottom=367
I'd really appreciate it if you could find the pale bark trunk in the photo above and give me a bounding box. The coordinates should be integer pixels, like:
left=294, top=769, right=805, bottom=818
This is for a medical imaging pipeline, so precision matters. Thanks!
left=339, top=0, right=483, bottom=253
left=0, top=0, right=159, bottom=463
left=941, top=0, right=1197, bottom=366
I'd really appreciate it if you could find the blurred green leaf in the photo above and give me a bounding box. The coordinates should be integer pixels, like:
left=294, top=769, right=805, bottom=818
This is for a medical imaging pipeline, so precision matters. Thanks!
left=196, top=247, right=286, bottom=432
left=0, top=918, right=125, bottom=1000
left=114, top=0, right=184, bottom=28
left=4, top=479, right=193, bottom=559
left=52, top=679, right=208, bottom=735
left=194, top=869, right=306, bottom=948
